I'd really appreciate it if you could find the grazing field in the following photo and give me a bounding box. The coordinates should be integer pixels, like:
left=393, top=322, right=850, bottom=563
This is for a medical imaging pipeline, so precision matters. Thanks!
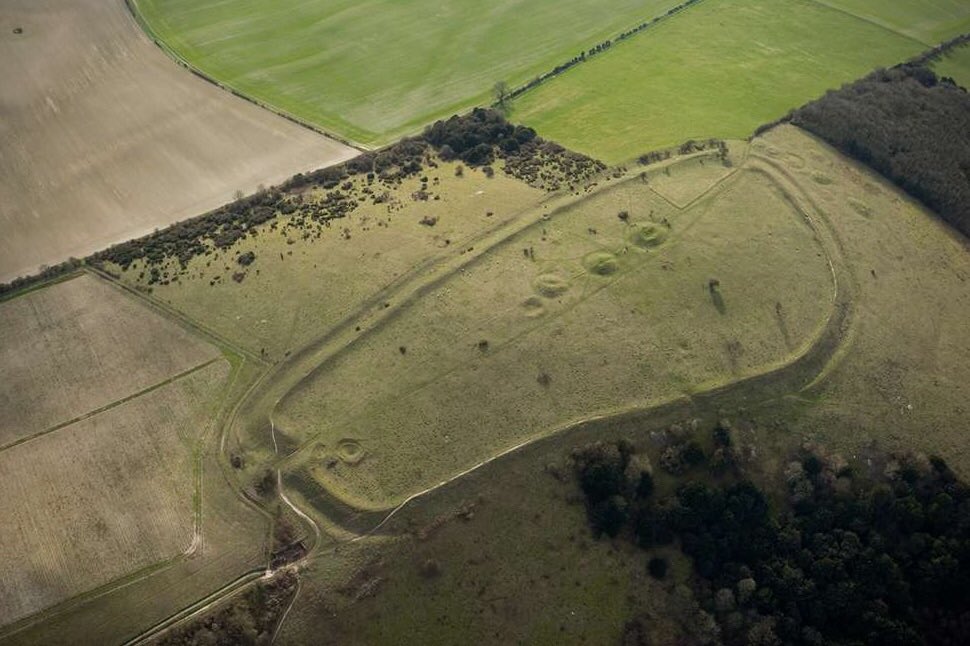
left=132, top=0, right=683, bottom=145
left=820, top=0, right=970, bottom=44
left=934, top=42, right=970, bottom=86
left=0, top=274, right=219, bottom=447
left=115, top=161, right=546, bottom=359
left=273, top=146, right=836, bottom=508
left=0, top=0, right=356, bottom=284
left=0, top=360, right=228, bottom=627
left=510, top=0, right=924, bottom=163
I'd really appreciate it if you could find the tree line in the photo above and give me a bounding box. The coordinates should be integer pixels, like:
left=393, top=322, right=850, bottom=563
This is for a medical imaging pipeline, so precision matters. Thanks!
left=500, top=0, right=704, bottom=104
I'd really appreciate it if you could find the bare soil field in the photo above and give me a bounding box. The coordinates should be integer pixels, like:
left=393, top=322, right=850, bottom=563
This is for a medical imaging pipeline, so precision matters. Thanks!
left=0, top=274, right=218, bottom=447
left=0, top=0, right=356, bottom=285
left=0, top=360, right=228, bottom=627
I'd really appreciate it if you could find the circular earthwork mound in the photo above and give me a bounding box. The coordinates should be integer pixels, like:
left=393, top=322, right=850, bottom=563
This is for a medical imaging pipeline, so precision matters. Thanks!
left=336, top=439, right=365, bottom=465
left=583, top=251, right=619, bottom=276
left=522, top=296, right=546, bottom=318
left=534, top=272, right=570, bottom=297
left=628, top=224, right=667, bottom=249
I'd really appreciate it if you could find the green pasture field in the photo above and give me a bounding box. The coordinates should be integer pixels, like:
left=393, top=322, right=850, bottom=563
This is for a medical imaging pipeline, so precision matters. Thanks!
left=132, top=0, right=682, bottom=146
left=934, top=42, right=970, bottom=87
left=510, top=0, right=925, bottom=163
left=820, top=0, right=970, bottom=44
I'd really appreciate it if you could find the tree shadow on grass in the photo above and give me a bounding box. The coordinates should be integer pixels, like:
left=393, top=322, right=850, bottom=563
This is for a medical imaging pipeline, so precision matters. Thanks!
left=710, top=290, right=727, bottom=315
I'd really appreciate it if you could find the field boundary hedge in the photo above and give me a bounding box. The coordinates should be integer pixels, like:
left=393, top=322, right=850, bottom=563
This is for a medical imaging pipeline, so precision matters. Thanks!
left=501, top=0, right=706, bottom=105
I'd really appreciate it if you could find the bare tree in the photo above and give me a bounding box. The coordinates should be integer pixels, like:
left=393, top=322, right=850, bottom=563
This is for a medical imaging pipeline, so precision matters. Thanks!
left=493, top=80, right=510, bottom=107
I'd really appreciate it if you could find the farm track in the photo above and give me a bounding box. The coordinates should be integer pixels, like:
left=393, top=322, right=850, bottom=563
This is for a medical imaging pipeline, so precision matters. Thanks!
left=15, top=149, right=856, bottom=645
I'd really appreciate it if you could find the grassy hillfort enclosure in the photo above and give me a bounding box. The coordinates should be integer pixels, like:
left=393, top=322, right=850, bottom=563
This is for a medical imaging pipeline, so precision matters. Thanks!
left=0, top=0, right=356, bottom=284
left=131, top=0, right=684, bottom=145
left=273, top=150, right=836, bottom=507
left=3, top=0, right=970, bottom=643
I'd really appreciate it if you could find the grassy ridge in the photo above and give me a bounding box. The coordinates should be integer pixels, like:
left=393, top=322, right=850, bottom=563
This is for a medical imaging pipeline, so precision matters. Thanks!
left=510, top=0, right=926, bottom=163
left=133, top=0, right=682, bottom=146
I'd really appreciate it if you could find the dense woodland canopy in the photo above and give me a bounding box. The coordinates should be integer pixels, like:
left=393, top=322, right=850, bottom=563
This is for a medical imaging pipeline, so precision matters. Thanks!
left=574, top=429, right=970, bottom=645
left=790, top=64, right=970, bottom=238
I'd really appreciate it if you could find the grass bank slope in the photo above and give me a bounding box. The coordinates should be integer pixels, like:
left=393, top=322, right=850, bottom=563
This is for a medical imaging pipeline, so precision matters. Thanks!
left=132, top=0, right=682, bottom=145
left=511, top=0, right=924, bottom=163
left=934, top=42, right=970, bottom=86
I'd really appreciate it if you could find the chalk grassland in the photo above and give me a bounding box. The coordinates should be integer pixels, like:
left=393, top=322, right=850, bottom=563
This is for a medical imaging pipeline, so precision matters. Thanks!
left=273, top=148, right=836, bottom=508
left=753, top=126, right=970, bottom=471
left=115, top=162, right=546, bottom=360
left=279, top=410, right=699, bottom=646
left=820, top=0, right=970, bottom=44
left=0, top=360, right=228, bottom=627
left=277, top=126, right=970, bottom=646
left=0, top=0, right=356, bottom=285
left=0, top=274, right=218, bottom=447
left=132, top=0, right=683, bottom=146
left=933, top=42, right=970, bottom=87
left=510, top=0, right=925, bottom=163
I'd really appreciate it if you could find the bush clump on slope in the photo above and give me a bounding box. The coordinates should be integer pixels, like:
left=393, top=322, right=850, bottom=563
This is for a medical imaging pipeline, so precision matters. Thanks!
left=790, top=64, right=970, bottom=238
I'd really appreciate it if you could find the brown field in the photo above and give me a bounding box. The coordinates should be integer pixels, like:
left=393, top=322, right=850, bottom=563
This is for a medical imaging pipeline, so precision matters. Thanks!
left=0, top=0, right=357, bottom=284
left=0, top=274, right=219, bottom=447
left=0, top=359, right=228, bottom=627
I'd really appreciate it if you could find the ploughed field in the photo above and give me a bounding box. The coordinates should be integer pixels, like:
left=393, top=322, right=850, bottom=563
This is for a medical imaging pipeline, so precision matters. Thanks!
left=0, top=0, right=356, bottom=285
left=0, top=275, right=229, bottom=628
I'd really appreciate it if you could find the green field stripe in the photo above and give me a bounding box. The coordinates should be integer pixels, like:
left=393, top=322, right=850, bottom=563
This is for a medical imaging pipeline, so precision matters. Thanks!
left=505, top=0, right=709, bottom=105
left=0, top=358, right=223, bottom=454
left=806, top=0, right=932, bottom=46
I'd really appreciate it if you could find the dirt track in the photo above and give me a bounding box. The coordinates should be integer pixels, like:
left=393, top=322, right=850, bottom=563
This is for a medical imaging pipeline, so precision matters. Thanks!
left=0, top=0, right=357, bottom=284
